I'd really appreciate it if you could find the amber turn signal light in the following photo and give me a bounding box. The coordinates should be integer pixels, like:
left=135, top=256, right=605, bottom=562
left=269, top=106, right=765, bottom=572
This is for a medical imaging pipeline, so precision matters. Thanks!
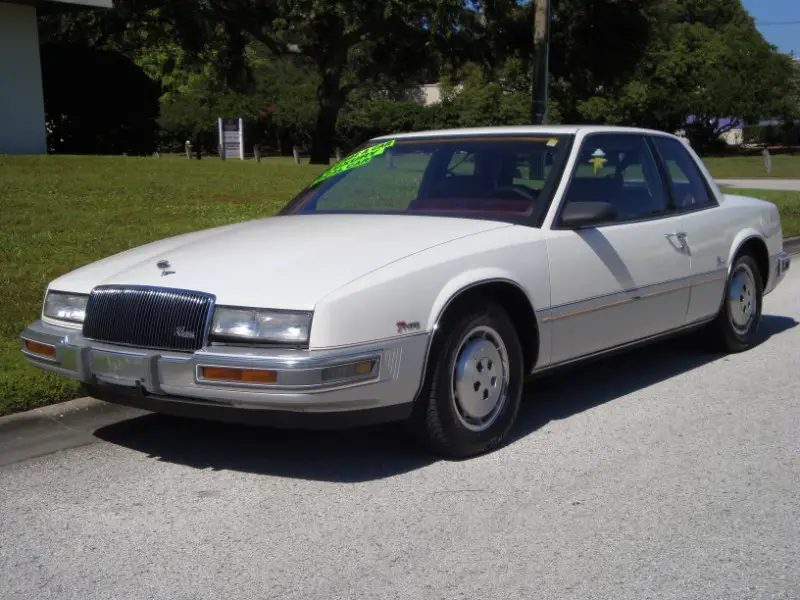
left=201, top=366, right=277, bottom=384
left=24, top=340, right=57, bottom=359
left=320, top=359, right=377, bottom=383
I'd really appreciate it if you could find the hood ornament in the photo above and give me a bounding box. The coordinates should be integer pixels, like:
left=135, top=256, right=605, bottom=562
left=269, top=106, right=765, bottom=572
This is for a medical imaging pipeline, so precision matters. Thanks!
left=157, top=259, right=175, bottom=277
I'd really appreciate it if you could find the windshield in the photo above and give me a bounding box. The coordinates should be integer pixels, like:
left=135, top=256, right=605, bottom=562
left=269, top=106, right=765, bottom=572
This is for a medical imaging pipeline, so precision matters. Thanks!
left=280, top=134, right=573, bottom=223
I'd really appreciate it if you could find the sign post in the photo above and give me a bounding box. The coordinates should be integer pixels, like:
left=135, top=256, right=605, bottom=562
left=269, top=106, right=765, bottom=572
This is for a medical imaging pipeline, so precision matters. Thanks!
left=531, top=0, right=551, bottom=125
left=218, top=117, right=244, bottom=160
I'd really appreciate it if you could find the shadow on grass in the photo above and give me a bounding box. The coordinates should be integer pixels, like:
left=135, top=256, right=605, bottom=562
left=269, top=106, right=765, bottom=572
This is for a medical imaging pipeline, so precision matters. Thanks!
left=94, top=314, right=796, bottom=483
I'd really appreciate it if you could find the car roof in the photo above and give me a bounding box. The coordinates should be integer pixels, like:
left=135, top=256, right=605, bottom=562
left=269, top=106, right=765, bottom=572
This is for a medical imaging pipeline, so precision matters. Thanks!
left=370, top=125, right=676, bottom=142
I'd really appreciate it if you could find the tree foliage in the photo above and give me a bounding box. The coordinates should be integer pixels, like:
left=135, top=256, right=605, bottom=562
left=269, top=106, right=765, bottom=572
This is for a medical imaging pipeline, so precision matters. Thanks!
left=40, top=43, right=160, bottom=154
left=72, top=0, right=483, bottom=162
left=572, top=0, right=797, bottom=150
left=37, top=0, right=799, bottom=157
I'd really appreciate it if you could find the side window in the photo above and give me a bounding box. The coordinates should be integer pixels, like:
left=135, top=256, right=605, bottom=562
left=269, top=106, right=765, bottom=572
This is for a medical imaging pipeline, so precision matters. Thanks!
left=652, top=136, right=714, bottom=209
left=564, top=134, right=668, bottom=222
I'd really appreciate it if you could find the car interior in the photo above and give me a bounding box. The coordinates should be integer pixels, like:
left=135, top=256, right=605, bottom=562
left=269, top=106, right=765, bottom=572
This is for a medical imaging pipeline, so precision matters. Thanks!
left=563, top=138, right=668, bottom=221
left=410, top=147, right=550, bottom=215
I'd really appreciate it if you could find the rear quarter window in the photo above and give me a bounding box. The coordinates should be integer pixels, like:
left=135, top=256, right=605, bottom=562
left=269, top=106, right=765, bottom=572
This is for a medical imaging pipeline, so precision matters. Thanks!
left=652, top=136, right=715, bottom=209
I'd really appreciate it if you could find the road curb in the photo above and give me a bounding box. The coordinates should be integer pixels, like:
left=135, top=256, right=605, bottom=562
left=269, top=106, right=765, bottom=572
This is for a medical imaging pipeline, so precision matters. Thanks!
left=0, top=396, right=101, bottom=433
left=0, top=395, right=143, bottom=438
left=0, top=396, right=148, bottom=466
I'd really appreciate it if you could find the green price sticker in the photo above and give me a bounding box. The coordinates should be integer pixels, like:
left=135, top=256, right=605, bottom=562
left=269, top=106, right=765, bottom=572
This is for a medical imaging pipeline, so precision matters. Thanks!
left=311, top=139, right=397, bottom=187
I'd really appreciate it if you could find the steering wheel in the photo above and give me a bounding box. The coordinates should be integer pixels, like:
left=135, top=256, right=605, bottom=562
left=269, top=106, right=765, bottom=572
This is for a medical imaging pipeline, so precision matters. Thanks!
left=490, top=185, right=538, bottom=202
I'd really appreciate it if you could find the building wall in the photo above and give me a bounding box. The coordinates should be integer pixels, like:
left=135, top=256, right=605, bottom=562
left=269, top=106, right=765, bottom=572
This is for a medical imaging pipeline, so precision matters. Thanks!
left=720, top=128, right=744, bottom=147
left=0, top=2, right=46, bottom=154
left=420, top=83, right=442, bottom=106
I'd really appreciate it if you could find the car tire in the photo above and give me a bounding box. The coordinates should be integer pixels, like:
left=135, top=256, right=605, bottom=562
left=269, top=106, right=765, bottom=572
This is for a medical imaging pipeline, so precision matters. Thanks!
left=411, top=301, right=524, bottom=459
left=707, top=253, right=763, bottom=352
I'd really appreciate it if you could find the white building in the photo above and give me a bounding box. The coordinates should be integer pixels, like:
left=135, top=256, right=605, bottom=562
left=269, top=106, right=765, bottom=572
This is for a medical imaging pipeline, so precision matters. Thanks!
left=0, top=0, right=111, bottom=154
left=420, top=83, right=442, bottom=106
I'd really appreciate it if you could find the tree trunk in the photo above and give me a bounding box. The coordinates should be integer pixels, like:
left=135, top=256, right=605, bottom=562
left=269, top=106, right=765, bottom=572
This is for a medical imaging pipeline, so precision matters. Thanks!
left=531, top=0, right=551, bottom=125
left=310, top=103, right=340, bottom=165
left=310, top=76, right=345, bottom=165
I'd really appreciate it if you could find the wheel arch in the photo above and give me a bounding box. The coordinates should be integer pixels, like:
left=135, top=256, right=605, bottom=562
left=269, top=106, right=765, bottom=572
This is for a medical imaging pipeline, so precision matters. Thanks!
left=728, top=231, right=770, bottom=288
left=423, top=277, right=540, bottom=381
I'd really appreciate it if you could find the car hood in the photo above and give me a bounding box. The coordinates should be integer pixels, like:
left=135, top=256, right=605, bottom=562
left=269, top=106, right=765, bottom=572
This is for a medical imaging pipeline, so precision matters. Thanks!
left=49, top=214, right=511, bottom=309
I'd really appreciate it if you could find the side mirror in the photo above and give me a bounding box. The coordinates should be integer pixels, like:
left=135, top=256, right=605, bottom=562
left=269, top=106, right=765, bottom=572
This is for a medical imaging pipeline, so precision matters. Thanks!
left=560, top=201, right=617, bottom=228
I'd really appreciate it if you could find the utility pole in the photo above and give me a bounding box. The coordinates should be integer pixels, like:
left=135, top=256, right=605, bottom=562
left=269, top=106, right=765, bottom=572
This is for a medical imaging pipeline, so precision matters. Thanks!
left=531, top=0, right=551, bottom=125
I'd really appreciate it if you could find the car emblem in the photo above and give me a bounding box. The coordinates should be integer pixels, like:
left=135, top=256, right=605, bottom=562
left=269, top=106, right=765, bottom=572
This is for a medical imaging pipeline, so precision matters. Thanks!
left=157, top=259, right=175, bottom=277
left=174, top=326, right=196, bottom=340
left=396, top=321, right=421, bottom=334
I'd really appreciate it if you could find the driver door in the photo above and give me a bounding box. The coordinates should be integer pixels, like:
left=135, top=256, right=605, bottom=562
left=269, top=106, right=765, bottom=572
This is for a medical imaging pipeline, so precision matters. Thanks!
left=544, top=133, right=692, bottom=365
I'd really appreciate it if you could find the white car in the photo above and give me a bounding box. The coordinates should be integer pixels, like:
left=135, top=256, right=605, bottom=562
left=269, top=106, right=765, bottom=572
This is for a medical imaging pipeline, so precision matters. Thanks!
left=21, top=126, right=791, bottom=457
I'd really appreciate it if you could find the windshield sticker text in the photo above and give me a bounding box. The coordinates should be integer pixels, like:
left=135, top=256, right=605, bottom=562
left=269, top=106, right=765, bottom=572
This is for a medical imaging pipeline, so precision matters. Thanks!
left=311, top=139, right=397, bottom=187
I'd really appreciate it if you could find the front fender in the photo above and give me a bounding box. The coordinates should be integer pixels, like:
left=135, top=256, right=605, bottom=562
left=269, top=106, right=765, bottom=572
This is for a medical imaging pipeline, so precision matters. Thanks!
left=310, top=226, right=550, bottom=349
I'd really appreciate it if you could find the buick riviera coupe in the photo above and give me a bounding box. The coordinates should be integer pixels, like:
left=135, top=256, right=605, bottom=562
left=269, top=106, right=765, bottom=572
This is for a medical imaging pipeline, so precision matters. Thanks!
left=22, top=126, right=791, bottom=457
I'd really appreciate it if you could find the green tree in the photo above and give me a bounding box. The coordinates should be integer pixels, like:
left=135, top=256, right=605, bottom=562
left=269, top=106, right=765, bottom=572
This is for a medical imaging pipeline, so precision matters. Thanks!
left=485, top=0, right=660, bottom=125
left=441, top=62, right=531, bottom=127
left=125, top=1, right=484, bottom=163
left=41, top=1, right=489, bottom=163
left=574, top=0, right=797, bottom=151
left=155, top=44, right=321, bottom=154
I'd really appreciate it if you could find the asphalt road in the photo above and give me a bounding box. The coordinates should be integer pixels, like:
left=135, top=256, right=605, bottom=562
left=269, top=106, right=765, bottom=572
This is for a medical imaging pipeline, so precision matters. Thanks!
left=2, top=273, right=800, bottom=600
left=717, top=178, right=800, bottom=191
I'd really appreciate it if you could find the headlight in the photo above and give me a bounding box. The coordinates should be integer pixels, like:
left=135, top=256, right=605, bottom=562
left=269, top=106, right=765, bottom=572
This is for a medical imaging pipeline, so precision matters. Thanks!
left=211, top=307, right=312, bottom=345
left=43, top=291, right=88, bottom=324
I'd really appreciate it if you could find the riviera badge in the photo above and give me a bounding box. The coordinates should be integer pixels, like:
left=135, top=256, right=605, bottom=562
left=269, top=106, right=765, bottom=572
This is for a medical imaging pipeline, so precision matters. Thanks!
left=174, top=326, right=196, bottom=340
left=396, top=321, right=421, bottom=334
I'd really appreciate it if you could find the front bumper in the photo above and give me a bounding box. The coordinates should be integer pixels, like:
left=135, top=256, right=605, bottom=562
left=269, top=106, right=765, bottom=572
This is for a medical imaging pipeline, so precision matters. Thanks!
left=20, top=320, right=429, bottom=426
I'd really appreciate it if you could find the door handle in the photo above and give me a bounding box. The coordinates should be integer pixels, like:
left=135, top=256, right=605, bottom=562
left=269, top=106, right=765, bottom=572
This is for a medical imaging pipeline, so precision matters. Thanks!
left=665, top=231, right=690, bottom=253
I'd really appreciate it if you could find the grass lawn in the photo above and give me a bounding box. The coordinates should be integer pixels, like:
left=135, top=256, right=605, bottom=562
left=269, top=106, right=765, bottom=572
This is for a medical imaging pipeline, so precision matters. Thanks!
left=728, top=189, right=800, bottom=239
left=702, top=155, right=800, bottom=179
left=0, top=155, right=325, bottom=416
left=1, top=154, right=799, bottom=416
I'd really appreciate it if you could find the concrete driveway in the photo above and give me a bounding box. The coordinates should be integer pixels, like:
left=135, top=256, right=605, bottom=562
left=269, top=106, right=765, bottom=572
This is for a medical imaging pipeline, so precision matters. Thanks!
left=717, top=178, right=800, bottom=191
left=2, top=272, right=800, bottom=600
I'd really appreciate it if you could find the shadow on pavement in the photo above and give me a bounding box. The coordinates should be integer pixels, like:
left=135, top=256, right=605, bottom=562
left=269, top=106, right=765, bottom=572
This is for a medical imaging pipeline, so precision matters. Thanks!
left=93, top=314, right=796, bottom=482
left=511, top=314, right=797, bottom=441
left=94, top=414, right=432, bottom=483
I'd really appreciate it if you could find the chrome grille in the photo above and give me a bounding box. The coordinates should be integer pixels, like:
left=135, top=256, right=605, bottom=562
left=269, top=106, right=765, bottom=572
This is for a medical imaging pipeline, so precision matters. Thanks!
left=82, top=286, right=214, bottom=352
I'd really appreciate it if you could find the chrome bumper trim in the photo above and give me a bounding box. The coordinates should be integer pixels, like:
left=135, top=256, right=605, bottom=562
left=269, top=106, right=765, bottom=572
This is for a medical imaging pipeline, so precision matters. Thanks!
left=20, top=320, right=428, bottom=413
left=192, top=354, right=381, bottom=390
